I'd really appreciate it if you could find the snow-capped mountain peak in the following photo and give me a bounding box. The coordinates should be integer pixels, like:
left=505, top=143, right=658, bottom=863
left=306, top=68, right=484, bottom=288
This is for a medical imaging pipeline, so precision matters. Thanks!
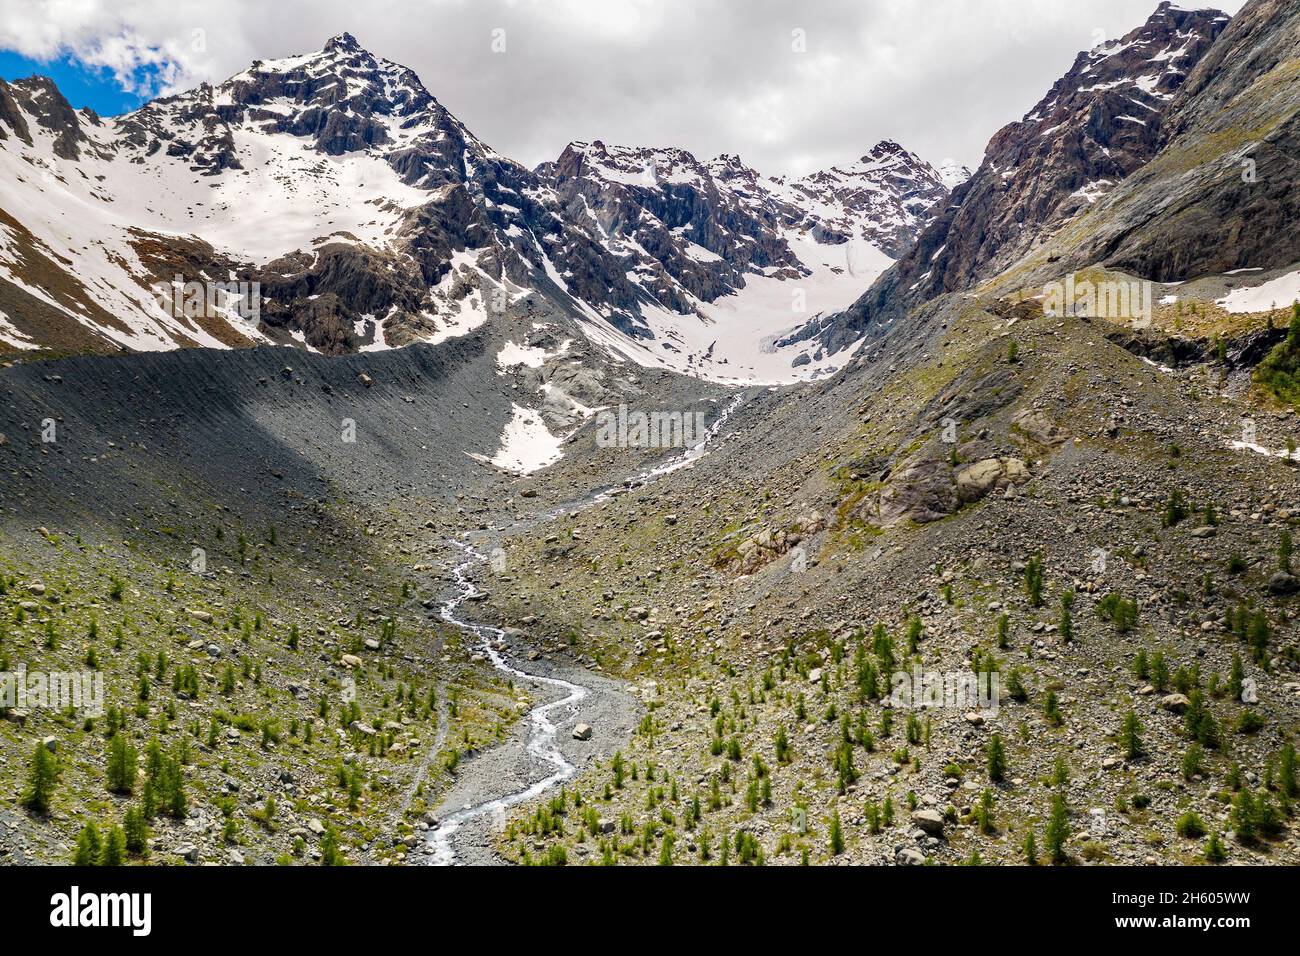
left=767, top=139, right=951, bottom=258
left=937, top=159, right=973, bottom=190
left=0, top=34, right=959, bottom=384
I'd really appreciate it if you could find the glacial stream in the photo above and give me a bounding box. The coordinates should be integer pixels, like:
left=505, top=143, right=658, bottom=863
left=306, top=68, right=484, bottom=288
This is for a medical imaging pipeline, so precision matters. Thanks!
left=425, top=392, right=746, bottom=864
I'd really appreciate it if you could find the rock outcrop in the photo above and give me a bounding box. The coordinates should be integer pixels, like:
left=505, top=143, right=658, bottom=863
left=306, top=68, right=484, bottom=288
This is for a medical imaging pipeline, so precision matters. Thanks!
left=792, top=2, right=1229, bottom=354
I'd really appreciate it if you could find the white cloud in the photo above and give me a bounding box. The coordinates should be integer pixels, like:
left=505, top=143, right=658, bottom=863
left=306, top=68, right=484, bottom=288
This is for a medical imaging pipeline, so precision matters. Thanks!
left=0, top=0, right=1246, bottom=174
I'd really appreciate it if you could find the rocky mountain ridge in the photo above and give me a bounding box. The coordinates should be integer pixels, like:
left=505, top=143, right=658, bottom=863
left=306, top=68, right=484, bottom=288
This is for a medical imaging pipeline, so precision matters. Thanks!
left=0, top=36, right=954, bottom=382
left=796, top=1, right=1235, bottom=354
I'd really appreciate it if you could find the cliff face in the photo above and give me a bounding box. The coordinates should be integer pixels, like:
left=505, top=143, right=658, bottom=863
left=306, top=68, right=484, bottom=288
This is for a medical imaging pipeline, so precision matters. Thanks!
left=797, top=2, right=1230, bottom=354
left=1035, top=0, right=1300, bottom=284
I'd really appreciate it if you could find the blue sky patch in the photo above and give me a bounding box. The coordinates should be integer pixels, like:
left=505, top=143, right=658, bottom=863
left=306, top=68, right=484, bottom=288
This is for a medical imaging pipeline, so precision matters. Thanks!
left=0, top=50, right=160, bottom=116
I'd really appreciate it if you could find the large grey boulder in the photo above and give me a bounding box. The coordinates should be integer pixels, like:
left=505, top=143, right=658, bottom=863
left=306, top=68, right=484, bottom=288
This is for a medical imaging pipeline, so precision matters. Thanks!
left=911, top=809, right=946, bottom=836
left=879, top=457, right=958, bottom=525
left=955, top=457, right=1029, bottom=504
left=1267, top=572, right=1298, bottom=596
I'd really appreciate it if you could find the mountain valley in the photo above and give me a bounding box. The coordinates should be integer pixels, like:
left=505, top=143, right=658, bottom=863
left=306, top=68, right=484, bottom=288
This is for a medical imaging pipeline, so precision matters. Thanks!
left=1, top=0, right=1298, bottom=870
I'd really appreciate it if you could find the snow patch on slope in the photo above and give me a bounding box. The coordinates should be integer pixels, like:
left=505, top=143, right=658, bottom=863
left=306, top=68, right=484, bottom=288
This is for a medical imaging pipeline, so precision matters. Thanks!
left=577, top=232, right=887, bottom=385
left=0, top=307, right=39, bottom=349
left=1216, top=268, right=1300, bottom=314
left=159, top=127, right=429, bottom=265
left=496, top=340, right=549, bottom=370
left=469, top=403, right=566, bottom=474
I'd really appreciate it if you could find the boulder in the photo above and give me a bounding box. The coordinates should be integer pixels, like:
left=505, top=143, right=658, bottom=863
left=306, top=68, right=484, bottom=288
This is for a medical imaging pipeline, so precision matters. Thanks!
left=572, top=723, right=593, bottom=741
left=1011, top=408, right=1068, bottom=447
left=1267, top=572, right=1298, bottom=596
left=955, top=457, right=1029, bottom=504
left=911, top=809, right=946, bottom=836
left=792, top=510, right=826, bottom=535
left=878, top=456, right=958, bottom=525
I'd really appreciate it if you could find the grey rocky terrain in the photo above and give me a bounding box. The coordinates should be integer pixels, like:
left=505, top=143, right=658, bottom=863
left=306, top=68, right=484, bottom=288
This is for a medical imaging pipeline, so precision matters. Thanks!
left=1, top=0, right=1298, bottom=870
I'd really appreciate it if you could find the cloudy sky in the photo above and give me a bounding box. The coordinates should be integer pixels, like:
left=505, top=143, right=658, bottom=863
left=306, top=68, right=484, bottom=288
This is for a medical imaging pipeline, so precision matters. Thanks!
left=0, top=0, right=1246, bottom=176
